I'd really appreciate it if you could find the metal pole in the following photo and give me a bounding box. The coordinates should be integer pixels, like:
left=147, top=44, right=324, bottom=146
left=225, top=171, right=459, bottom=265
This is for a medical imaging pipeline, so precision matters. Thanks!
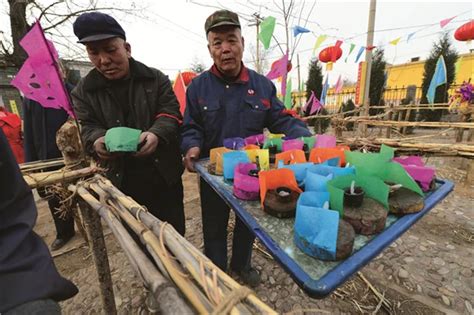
left=256, top=18, right=260, bottom=73
left=359, top=0, right=377, bottom=136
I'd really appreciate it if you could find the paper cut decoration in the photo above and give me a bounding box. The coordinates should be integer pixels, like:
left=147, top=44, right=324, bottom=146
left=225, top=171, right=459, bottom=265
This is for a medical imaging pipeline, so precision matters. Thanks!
left=389, top=37, right=401, bottom=45
left=327, top=173, right=388, bottom=215
left=11, top=21, right=74, bottom=117
left=245, top=149, right=270, bottom=170
left=245, top=134, right=264, bottom=146
left=233, top=163, right=260, bottom=200
left=312, top=35, right=327, bottom=55
left=315, top=134, right=336, bottom=148
left=268, top=133, right=285, bottom=139
left=259, top=16, right=276, bottom=50
left=305, top=172, right=333, bottom=192
left=294, top=204, right=339, bottom=260
left=427, top=56, right=447, bottom=104
left=210, top=147, right=231, bottom=175
left=345, top=43, right=356, bottom=62
left=222, top=151, right=250, bottom=181
left=320, top=75, right=329, bottom=105
left=297, top=191, right=331, bottom=208
left=105, top=127, right=141, bottom=152
left=278, top=162, right=313, bottom=186
left=307, top=163, right=355, bottom=178
left=334, top=75, right=343, bottom=93
left=303, top=91, right=322, bottom=115
left=309, top=145, right=350, bottom=166
left=266, top=53, right=289, bottom=97
left=223, top=137, right=245, bottom=150
left=275, top=149, right=306, bottom=166
left=345, top=144, right=423, bottom=196
left=393, top=156, right=436, bottom=191
left=293, top=25, right=311, bottom=37
left=355, top=46, right=365, bottom=63
left=243, top=144, right=259, bottom=150
left=407, top=32, right=416, bottom=42
left=173, top=71, right=197, bottom=114
left=284, top=77, right=292, bottom=108
left=282, top=139, right=304, bottom=152
left=300, top=136, right=317, bottom=150
left=263, top=138, right=283, bottom=152
left=440, top=16, right=455, bottom=28
left=258, top=168, right=301, bottom=207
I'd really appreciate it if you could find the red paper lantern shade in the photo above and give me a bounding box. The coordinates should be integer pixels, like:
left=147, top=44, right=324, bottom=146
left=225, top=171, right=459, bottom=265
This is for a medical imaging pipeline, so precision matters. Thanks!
left=319, top=45, right=343, bottom=70
left=454, top=20, right=474, bottom=42
left=181, top=71, right=197, bottom=86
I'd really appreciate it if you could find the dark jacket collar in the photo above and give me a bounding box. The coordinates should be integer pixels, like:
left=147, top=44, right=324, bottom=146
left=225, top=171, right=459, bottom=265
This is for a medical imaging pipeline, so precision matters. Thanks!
left=83, top=58, right=155, bottom=91
left=209, top=62, right=249, bottom=84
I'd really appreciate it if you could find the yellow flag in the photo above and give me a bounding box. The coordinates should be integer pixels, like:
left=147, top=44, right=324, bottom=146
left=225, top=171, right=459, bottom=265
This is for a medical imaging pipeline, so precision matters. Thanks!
left=389, top=37, right=401, bottom=46
left=312, top=35, right=327, bottom=55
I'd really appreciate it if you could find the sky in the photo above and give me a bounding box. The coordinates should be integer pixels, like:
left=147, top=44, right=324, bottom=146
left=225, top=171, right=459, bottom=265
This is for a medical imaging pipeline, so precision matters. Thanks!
left=1, top=0, right=473, bottom=88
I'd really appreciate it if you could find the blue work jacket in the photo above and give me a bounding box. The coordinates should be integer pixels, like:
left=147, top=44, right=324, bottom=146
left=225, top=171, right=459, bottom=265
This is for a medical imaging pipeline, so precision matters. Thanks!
left=181, top=65, right=311, bottom=157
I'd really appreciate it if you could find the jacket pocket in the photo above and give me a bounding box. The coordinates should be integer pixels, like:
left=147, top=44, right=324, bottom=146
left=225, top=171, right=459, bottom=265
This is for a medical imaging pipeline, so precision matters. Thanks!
left=201, top=100, right=223, bottom=135
left=243, top=97, right=269, bottom=133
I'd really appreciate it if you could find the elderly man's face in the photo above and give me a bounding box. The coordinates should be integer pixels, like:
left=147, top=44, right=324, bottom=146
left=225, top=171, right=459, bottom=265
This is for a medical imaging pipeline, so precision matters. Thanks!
left=207, top=26, right=244, bottom=78
left=85, top=37, right=131, bottom=80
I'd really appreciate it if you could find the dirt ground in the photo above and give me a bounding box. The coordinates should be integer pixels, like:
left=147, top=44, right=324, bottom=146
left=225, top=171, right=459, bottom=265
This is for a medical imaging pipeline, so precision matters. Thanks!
left=32, top=128, right=473, bottom=314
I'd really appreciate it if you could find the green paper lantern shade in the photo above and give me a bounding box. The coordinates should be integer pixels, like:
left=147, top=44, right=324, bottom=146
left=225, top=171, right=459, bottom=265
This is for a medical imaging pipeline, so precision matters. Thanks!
left=105, top=127, right=142, bottom=153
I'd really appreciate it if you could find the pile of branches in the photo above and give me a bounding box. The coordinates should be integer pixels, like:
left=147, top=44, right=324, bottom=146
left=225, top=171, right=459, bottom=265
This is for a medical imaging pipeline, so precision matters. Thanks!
left=70, top=175, right=275, bottom=315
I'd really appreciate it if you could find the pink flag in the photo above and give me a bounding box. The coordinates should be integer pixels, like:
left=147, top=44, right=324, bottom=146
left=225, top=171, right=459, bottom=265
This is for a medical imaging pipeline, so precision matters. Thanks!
left=440, top=16, right=455, bottom=28
left=315, top=134, right=336, bottom=148
left=11, top=22, right=74, bottom=117
left=334, top=75, right=343, bottom=93
left=266, top=53, right=288, bottom=97
left=303, top=91, right=323, bottom=115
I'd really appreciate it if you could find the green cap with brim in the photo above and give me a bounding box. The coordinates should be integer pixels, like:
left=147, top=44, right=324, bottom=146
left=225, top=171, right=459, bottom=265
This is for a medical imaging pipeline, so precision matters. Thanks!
left=105, top=127, right=142, bottom=153
left=205, top=9, right=241, bottom=34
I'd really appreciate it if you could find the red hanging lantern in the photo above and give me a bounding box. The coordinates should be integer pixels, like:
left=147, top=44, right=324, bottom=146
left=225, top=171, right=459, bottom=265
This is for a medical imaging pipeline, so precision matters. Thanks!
left=454, top=20, right=474, bottom=42
left=180, top=71, right=197, bottom=86
left=318, top=41, right=343, bottom=70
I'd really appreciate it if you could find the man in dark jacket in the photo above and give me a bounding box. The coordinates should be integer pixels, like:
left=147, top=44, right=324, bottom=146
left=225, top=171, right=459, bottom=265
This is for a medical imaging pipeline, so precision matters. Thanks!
left=71, top=12, right=185, bottom=235
left=181, top=10, right=312, bottom=287
left=0, top=128, right=78, bottom=313
left=23, top=88, right=75, bottom=251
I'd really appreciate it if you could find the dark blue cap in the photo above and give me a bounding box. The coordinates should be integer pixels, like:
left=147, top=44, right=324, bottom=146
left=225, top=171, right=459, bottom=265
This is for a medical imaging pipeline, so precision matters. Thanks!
left=73, top=12, right=126, bottom=44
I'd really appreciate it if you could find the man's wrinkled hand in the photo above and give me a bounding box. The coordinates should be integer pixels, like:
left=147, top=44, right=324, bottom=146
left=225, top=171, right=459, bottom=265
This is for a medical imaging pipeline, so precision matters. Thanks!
left=93, top=136, right=115, bottom=160
left=184, top=147, right=200, bottom=172
left=134, top=132, right=159, bottom=158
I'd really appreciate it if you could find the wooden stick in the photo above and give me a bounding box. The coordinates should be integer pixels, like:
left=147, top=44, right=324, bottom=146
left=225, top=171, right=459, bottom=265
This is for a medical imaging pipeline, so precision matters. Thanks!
left=70, top=184, right=193, bottom=315
left=24, top=166, right=100, bottom=189
left=355, top=119, right=474, bottom=129
left=20, top=158, right=65, bottom=173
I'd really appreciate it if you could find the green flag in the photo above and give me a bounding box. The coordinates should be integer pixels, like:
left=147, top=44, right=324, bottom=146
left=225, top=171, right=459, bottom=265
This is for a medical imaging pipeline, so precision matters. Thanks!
left=259, top=16, right=276, bottom=50
left=284, top=78, right=292, bottom=109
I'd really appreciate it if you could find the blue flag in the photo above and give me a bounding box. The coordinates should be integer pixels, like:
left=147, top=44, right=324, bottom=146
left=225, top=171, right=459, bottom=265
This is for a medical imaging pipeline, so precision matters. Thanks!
left=427, top=56, right=447, bottom=104
left=293, top=25, right=311, bottom=37
left=320, top=75, right=329, bottom=105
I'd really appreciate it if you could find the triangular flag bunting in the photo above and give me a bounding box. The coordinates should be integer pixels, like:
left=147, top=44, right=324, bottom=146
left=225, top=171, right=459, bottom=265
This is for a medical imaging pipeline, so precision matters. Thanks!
left=173, top=72, right=187, bottom=115
left=334, top=75, right=343, bottom=93
left=440, top=16, right=455, bottom=28
left=389, top=37, right=401, bottom=45
left=312, top=35, right=327, bottom=55
left=320, top=75, right=329, bottom=105
left=259, top=16, right=276, bottom=50
left=355, top=46, right=365, bottom=63
left=345, top=43, right=356, bottom=62
left=284, top=78, right=293, bottom=109
left=293, top=25, right=311, bottom=37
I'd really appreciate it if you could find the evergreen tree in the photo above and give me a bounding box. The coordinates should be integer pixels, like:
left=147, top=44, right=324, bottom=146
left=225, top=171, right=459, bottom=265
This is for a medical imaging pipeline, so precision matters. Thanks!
left=369, top=48, right=387, bottom=115
left=419, top=33, right=458, bottom=122
left=341, top=99, right=356, bottom=131
left=304, top=58, right=329, bottom=133
left=305, top=58, right=323, bottom=103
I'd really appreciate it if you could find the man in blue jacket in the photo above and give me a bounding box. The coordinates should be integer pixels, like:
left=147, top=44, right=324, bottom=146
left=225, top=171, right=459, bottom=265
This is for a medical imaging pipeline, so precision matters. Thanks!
left=181, top=9, right=311, bottom=287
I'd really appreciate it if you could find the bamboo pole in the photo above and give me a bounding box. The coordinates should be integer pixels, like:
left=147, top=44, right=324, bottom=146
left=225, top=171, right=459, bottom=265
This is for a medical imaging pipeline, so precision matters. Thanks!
left=93, top=175, right=276, bottom=315
left=23, top=165, right=100, bottom=189
left=70, top=184, right=193, bottom=315
left=355, top=120, right=474, bottom=129
left=19, top=158, right=65, bottom=173
left=340, top=137, right=474, bottom=157
left=75, top=198, right=117, bottom=315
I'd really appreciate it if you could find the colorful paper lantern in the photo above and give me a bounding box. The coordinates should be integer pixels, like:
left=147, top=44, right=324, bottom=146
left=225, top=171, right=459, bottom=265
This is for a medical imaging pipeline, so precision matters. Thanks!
left=318, top=44, right=343, bottom=70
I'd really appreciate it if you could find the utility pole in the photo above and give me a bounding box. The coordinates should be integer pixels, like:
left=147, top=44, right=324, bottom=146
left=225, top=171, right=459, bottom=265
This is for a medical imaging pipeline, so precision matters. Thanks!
left=359, top=0, right=377, bottom=136
left=250, top=13, right=262, bottom=73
